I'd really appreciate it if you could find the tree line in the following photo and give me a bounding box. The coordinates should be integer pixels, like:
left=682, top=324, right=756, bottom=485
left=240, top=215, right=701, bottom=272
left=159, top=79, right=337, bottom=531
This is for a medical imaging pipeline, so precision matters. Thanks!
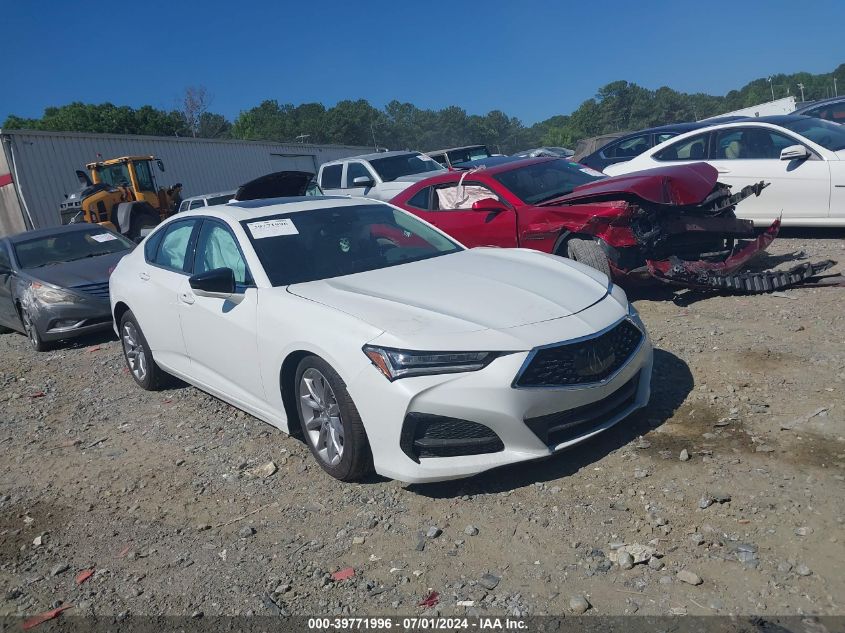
left=4, top=65, right=842, bottom=153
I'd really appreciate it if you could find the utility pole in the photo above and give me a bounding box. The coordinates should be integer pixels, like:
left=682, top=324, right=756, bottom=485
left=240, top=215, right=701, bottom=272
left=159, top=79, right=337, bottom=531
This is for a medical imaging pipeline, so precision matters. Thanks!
left=767, top=77, right=774, bottom=102
left=835, top=76, right=839, bottom=97
left=797, top=83, right=806, bottom=102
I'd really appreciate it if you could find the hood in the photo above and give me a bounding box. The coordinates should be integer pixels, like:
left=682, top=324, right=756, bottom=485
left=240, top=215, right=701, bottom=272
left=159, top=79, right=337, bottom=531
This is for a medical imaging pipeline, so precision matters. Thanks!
left=388, top=170, right=447, bottom=185
left=287, top=248, right=609, bottom=337
left=235, top=171, right=316, bottom=200
left=545, top=162, right=718, bottom=207
left=23, top=251, right=127, bottom=289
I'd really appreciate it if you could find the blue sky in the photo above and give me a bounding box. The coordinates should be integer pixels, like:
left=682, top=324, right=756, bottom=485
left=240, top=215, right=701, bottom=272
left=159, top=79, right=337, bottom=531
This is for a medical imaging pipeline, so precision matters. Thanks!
left=2, top=0, right=843, bottom=125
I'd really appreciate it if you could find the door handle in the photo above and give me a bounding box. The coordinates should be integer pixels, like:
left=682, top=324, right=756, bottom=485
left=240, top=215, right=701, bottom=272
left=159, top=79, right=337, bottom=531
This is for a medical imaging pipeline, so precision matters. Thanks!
left=179, top=292, right=195, bottom=305
left=138, top=272, right=150, bottom=281
left=716, top=168, right=731, bottom=174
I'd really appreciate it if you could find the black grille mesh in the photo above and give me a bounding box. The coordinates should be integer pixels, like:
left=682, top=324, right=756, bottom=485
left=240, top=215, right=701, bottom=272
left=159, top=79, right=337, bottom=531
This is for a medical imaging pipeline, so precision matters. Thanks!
left=71, top=281, right=110, bottom=300
left=400, top=413, right=504, bottom=461
left=515, top=319, right=642, bottom=387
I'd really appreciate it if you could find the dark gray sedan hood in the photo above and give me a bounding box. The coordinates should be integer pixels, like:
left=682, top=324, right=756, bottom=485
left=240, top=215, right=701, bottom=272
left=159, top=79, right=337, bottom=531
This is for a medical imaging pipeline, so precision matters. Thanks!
left=22, top=251, right=128, bottom=289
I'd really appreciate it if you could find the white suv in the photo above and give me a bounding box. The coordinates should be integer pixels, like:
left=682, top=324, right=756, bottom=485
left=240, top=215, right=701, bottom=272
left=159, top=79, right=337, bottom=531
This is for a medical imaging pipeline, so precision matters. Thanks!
left=317, top=151, right=445, bottom=201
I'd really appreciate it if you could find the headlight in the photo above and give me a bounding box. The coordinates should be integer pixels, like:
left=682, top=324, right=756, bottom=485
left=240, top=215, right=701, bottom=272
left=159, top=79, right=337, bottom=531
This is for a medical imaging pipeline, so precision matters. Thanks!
left=31, top=282, right=83, bottom=304
left=363, top=345, right=498, bottom=381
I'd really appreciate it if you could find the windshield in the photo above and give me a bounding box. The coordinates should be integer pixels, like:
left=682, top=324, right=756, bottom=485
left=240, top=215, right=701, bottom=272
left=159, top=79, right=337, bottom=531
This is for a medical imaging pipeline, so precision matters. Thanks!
left=447, top=146, right=491, bottom=164
left=782, top=117, right=845, bottom=151
left=368, top=153, right=443, bottom=182
left=493, top=159, right=605, bottom=204
left=14, top=228, right=135, bottom=268
left=242, top=204, right=463, bottom=286
left=206, top=194, right=235, bottom=206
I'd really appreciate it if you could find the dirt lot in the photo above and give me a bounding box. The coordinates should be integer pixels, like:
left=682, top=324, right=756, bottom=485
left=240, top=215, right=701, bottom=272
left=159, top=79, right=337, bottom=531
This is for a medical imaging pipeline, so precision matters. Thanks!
left=1, top=231, right=844, bottom=619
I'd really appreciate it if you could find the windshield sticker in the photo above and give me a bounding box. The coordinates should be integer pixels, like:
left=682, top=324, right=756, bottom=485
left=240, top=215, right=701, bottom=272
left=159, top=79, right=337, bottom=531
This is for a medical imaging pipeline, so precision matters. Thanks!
left=247, top=219, right=299, bottom=239
left=580, top=167, right=605, bottom=177
left=90, top=233, right=118, bottom=243
left=338, top=237, right=351, bottom=253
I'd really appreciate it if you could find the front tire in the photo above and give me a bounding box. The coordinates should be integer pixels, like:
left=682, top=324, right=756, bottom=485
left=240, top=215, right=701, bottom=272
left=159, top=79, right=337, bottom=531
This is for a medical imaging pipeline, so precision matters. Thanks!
left=119, top=310, right=170, bottom=390
left=295, top=355, right=372, bottom=482
left=566, top=238, right=612, bottom=278
left=127, top=209, right=160, bottom=242
left=21, top=309, right=50, bottom=352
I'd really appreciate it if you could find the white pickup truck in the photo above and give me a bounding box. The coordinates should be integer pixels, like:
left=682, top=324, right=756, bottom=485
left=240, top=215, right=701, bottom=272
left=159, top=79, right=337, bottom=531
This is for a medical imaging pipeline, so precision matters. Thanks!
left=317, top=151, right=445, bottom=201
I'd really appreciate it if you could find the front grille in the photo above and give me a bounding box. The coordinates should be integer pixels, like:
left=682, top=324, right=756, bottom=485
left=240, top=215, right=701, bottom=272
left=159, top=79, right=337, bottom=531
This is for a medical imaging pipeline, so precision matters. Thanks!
left=71, top=281, right=110, bottom=300
left=514, top=319, right=643, bottom=388
left=524, top=373, right=640, bottom=447
left=400, top=413, right=504, bottom=462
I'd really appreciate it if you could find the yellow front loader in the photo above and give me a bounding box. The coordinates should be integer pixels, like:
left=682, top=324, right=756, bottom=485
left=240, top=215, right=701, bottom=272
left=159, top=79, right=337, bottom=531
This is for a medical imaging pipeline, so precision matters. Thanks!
left=59, top=156, right=181, bottom=240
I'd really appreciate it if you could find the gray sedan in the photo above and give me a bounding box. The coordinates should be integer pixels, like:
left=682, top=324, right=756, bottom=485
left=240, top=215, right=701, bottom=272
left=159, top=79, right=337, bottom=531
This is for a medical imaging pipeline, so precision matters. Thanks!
left=0, top=224, right=135, bottom=351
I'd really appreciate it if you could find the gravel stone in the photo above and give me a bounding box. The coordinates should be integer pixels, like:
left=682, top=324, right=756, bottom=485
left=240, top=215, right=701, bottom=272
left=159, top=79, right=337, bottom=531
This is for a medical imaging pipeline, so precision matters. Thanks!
left=677, top=570, right=703, bottom=586
left=569, top=596, right=590, bottom=614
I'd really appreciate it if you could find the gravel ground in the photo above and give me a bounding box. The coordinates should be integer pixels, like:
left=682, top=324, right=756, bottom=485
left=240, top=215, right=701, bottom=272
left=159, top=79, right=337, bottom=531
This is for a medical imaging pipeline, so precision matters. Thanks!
left=1, top=231, right=844, bottom=619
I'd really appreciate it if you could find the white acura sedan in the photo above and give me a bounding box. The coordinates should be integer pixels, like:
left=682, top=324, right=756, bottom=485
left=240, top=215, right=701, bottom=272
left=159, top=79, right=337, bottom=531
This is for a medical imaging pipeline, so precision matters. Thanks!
left=109, top=196, right=653, bottom=483
left=603, top=115, right=845, bottom=227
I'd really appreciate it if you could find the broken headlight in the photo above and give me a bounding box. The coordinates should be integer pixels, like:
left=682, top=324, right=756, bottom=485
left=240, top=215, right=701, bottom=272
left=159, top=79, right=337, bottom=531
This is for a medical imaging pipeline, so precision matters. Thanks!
left=363, top=345, right=498, bottom=381
left=31, top=282, right=84, bottom=304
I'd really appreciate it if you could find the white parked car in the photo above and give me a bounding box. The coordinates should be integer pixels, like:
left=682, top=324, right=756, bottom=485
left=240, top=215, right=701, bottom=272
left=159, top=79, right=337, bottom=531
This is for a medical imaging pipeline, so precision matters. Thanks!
left=603, top=115, right=845, bottom=226
left=109, top=197, right=653, bottom=483
left=317, top=151, right=445, bottom=201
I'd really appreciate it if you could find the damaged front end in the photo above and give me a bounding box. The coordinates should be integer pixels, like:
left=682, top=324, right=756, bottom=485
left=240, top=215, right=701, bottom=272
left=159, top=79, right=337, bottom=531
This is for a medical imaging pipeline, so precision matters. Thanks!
left=548, top=163, right=828, bottom=292
left=601, top=180, right=777, bottom=287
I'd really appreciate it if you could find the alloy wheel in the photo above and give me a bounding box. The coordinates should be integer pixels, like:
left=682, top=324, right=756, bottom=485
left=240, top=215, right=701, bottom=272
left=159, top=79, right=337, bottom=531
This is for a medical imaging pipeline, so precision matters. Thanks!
left=122, top=321, right=148, bottom=381
left=299, top=368, right=344, bottom=466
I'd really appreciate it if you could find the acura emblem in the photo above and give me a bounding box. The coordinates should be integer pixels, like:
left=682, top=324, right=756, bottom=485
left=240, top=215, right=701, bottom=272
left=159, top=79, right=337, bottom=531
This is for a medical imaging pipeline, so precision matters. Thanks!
left=574, top=342, right=616, bottom=377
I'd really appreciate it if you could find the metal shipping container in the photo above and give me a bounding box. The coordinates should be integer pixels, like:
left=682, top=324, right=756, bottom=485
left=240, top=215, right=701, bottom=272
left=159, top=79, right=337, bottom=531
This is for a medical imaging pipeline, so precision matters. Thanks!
left=0, top=129, right=372, bottom=235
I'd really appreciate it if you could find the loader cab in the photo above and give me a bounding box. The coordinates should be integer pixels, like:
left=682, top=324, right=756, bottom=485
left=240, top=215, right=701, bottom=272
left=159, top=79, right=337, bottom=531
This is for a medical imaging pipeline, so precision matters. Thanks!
left=88, top=156, right=164, bottom=209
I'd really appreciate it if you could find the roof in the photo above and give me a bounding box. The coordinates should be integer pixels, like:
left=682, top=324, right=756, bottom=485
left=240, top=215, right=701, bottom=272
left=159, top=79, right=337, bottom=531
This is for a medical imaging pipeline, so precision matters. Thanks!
left=322, top=150, right=420, bottom=165
left=185, top=195, right=376, bottom=221
left=182, top=190, right=236, bottom=202
left=4, top=222, right=113, bottom=244
left=427, top=145, right=489, bottom=154
left=694, top=114, right=814, bottom=127
left=793, top=96, right=845, bottom=113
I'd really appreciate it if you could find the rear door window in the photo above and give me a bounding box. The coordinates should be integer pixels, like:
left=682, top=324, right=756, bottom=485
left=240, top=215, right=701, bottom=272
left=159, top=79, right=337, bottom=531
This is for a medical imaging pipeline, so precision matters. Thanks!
left=152, top=220, right=198, bottom=273
left=654, top=133, right=710, bottom=161
left=406, top=186, right=432, bottom=210
left=320, top=164, right=342, bottom=189
left=601, top=134, right=649, bottom=159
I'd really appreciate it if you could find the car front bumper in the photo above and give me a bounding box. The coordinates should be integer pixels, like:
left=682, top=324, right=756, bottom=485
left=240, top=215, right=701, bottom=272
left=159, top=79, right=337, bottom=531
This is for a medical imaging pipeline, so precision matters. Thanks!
left=29, top=298, right=113, bottom=342
left=349, top=316, right=653, bottom=484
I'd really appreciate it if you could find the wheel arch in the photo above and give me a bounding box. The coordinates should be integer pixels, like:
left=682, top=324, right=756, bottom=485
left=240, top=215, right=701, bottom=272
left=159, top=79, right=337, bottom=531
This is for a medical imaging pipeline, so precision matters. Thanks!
left=113, top=301, right=131, bottom=327
left=279, top=349, right=314, bottom=440
left=553, top=230, right=599, bottom=255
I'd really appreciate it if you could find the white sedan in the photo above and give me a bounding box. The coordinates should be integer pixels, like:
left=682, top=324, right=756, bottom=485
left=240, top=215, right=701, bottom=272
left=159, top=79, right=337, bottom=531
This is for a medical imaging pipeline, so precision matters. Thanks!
left=603, top=115, right=845, bottom=227
left=109, top=196, right=653, bottom=483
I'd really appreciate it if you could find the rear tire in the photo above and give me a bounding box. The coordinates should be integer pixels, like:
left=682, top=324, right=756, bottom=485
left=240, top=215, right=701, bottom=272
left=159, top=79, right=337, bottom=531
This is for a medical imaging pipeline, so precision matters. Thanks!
left=566, top=238, right=612, bottom=278
left=295, top=355, right=373, bottom=482
left=119, top=310, right=170, bottom=390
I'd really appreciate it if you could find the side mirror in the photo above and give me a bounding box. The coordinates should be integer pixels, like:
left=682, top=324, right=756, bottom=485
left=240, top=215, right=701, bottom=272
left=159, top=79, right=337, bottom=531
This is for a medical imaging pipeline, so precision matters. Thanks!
left=780, top=144, right=809, bottom=161
left=352, top=176, right=374, bottom=187
left=156, top=159, right=166, bottom=172
left=471, top=197, right=507, bottom=212
left=189, top=267, right=236, bottom=299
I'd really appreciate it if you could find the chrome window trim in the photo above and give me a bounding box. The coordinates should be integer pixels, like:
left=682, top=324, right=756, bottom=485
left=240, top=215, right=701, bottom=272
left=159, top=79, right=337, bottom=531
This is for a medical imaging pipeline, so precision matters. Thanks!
left=511, top=316, right=645, bottom=390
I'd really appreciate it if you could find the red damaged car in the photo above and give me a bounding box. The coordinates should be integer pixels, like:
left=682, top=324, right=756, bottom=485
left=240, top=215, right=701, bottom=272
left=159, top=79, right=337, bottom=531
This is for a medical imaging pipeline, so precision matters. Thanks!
left=390, top=157, right=777, bottom=287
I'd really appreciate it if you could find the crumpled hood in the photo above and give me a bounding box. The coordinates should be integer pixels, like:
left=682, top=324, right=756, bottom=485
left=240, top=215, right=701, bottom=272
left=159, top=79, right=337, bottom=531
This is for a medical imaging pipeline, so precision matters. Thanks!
left=546, top=162, right=718, bottom=207
left=288, top=248, right=610, bottom=337
left=23, top=251, right=127, bottom=289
